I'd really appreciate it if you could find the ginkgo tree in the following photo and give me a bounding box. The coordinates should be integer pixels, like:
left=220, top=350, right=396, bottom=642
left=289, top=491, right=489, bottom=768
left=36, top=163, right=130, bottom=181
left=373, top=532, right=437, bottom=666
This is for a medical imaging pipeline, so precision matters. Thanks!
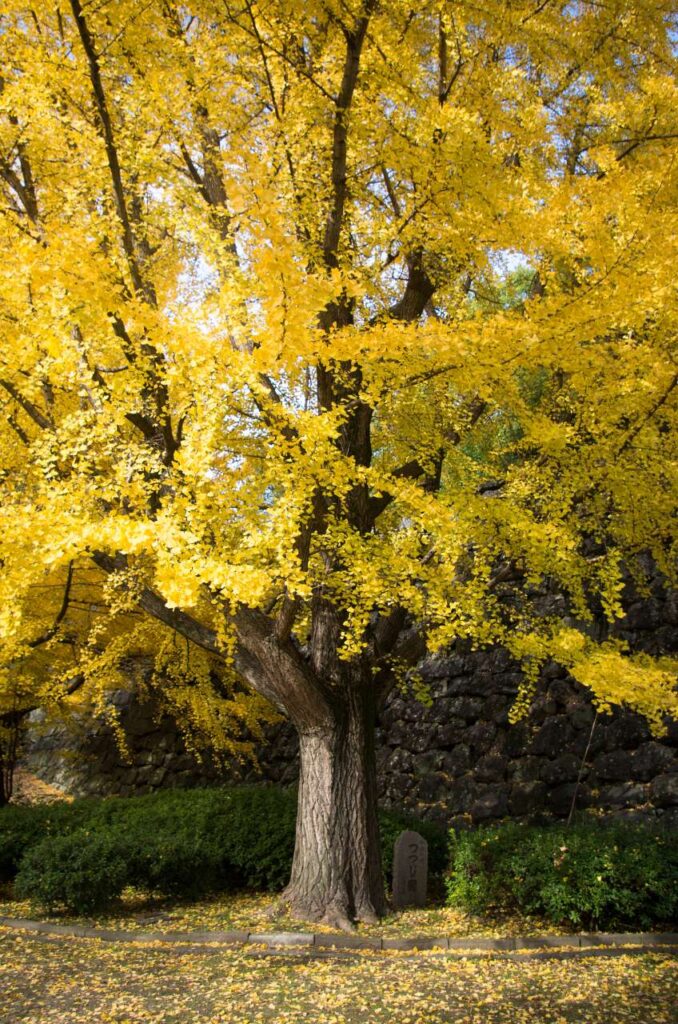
left=1, top=0, right=677, bottom=926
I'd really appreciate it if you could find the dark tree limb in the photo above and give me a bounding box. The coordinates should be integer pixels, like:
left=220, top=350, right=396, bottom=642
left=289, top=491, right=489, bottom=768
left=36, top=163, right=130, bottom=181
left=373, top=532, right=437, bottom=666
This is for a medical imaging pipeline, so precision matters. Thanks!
left=27, top=563, right=75, bottom=649
left=91, top=551, right=331, bottom=728
left=322, top=4, right=374, bottom=270
left=0, top=379, right=53, bottom=430
left=617, top=372, right=677, bottom=455
left=70, top=0, right=155, bottom=303
left=387, top=254, right=435, bottom=322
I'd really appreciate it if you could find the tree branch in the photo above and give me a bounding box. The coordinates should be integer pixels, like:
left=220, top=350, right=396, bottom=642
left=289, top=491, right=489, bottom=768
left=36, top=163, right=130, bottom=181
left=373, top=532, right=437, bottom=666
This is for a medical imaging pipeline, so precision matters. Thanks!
left=0, top=379, right=53, bottom=430
left=70, top=0, right=153, bottom=302
left=617, top=373, right=677, bottom=455
left=91, top=551, right=331, bottom=727
left=387, top=254, right=435, bottom=321
left=322, top=5, right=374, bottom=270
left=27, top=563, right=75, bottom=649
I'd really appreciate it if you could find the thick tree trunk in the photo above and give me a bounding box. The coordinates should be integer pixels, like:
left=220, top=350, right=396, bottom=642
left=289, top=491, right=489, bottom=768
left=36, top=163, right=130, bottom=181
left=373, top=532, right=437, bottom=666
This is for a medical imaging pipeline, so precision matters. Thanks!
left=128, top=573, right=389, bottom=927
left=282, top=676, right=384, bottom=928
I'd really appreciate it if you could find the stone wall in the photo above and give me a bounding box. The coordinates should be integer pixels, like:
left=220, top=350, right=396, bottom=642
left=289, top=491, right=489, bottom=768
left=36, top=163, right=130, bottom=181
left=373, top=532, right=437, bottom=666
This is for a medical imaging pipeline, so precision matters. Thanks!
left=21, top=575, right=678, bottom=825
left=221, top=644, right=677, bottom=828
left=23, top=691, right=221, bottom=799
left=376, top=648, right=677, bottom=825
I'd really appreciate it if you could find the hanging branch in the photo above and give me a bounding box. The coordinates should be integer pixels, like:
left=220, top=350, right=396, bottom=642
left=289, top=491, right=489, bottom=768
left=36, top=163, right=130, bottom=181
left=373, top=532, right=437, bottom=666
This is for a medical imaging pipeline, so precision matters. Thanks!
left=567, top=711, right=598, bottom=826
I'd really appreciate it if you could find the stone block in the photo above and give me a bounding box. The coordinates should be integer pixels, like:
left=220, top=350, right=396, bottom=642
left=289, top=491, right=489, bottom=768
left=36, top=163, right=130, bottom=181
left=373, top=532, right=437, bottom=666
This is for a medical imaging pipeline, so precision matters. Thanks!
left=169, top=753, right=199, bottom=772
left=567, top=703, right=597, bottom=734
left=599, top=716, right=650, bottom=752
left=540, top=754, right=582, bottom=786
left=442, top=745, right=471, bottom=775
left=530, top=718, right=574, bottom=758
left=510, top=756, right=545, bottom=783
left=420, top=654, right=465, bottom=680
left=499, top=672, right=528, bottom=695
left=598, top=783, right=648, bottom=809
left=542, top=661, right=569, bottom=683
left=639, top=625, right=678, bottom=654
left=385, top=748, right=414, bottom=774
left=412, top=753, right=440, bottom=778
left=148, top=766, right=168, bottom=787
left=631, top=742, right=676, bottom=781
left=448, top=697, right=484, bottom=721
left=650, top=773, right=678, bottom=808
left=447, top=936, right=516, bottom=950
left=471, top=785, right=509, bottom=821
left=547, top=782, right=590, bottom=815
left=415, top=772, right=448, bottom=803
left=504, top=722, right=530, bottom=757
left=386, top=722, right=410, bottom=748
left=405, top=724, right=436, bottom=754
left=482, top=694, right=512, bottom=725
left=444, top=777, right=477, bottom=814
left=314, top=934, right=382, bottom=950
left=510, top=781, right=547, bottom=816
left=578, top=933, right=645, bottom=947
left=436, top=719, right=467, bottom=746
left=385, top=773, right=414, bottom=801
left=621, top=601, right=664, bottom=631
left=474, top=754, right=508, bottom=783
left=516, top=935, right=580, bottom=949
left=466, top=721, right=496, bottom=754
left=470, top=672, right=505, bottom=697
left=382, top=936, right=448, bottom=950
left=443, top=675, right=480, bottom=696
left=529, top=696, right=558, bottom=722
left=592, top=750, right=633, bottom=782
left=392, top=829, right=428, bottom=909
left=546, top=679, right=574, bottom=706
left=249, top=932, right=313, bottom=947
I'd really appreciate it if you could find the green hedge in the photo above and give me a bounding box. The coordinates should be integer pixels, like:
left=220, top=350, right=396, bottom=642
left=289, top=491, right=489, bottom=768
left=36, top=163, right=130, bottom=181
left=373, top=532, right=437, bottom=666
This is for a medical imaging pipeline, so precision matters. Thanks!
left=14, top=829, right=129, bottom=914
left=0, top=798, right=102, bottom=881
left=447, top=820, right=678, bottom=930
left=2, top=785, right=446, bottom=913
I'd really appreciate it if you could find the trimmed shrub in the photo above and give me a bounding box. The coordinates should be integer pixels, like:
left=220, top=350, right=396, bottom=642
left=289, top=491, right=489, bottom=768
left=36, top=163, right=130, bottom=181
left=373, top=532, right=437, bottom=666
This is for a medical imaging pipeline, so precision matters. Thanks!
left=0, top=800, right=98, bottom=881
left=0, top=804, right=51, bottom=881
left=14, top=829, right=128, bottom=913
left=447, top=819, right=678, bottom=930
left=207, top=786, right=298, bottom=891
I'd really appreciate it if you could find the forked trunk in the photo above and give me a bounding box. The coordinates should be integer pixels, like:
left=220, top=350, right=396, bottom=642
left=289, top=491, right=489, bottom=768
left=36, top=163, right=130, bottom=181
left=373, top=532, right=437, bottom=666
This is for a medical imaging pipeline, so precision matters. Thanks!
left=282, top=678, right=384, bottom=928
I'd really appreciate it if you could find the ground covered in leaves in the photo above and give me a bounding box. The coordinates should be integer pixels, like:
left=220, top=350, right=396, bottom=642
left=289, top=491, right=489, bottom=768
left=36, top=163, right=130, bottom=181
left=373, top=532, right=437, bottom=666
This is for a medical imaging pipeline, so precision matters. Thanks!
left=1, top=927, right=676, bottom=1024
left=0, top=889, right=576, bottom=939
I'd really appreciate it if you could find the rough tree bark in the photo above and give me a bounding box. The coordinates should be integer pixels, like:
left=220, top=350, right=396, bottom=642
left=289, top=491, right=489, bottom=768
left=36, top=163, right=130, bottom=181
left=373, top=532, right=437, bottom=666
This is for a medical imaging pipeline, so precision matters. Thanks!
left=235, top=599, right=386, bottom=927
left=283, top=664, right=384, bottom=927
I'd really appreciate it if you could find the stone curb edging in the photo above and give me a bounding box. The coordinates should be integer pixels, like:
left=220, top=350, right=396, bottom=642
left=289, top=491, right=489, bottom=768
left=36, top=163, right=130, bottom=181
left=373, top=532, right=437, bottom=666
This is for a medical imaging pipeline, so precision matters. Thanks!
left=1, top=917, right=677, bottom=955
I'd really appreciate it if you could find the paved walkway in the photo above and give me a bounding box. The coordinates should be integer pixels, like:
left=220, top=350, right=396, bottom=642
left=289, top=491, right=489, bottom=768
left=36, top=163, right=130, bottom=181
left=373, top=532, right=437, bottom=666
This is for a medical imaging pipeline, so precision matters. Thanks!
left=1, top=915, right=676, bottom=958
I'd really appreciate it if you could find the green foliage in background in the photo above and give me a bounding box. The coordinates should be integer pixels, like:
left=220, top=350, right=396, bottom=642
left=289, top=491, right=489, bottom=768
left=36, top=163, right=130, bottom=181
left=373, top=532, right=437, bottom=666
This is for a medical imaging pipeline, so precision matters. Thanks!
left=447, top=819, right=677, bottom=930
left=2, top=786, right=446, bottom=913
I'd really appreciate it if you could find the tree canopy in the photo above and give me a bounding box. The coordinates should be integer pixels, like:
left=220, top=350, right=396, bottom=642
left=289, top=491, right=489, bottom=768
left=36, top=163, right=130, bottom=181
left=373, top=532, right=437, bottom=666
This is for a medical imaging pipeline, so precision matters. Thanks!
left=0, top=0, right=676, bottom=921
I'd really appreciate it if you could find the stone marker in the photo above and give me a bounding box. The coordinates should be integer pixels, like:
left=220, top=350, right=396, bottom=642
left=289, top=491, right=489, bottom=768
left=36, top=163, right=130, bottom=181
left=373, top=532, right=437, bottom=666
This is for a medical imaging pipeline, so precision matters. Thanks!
left=392, top=829, right=428, bottom=909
